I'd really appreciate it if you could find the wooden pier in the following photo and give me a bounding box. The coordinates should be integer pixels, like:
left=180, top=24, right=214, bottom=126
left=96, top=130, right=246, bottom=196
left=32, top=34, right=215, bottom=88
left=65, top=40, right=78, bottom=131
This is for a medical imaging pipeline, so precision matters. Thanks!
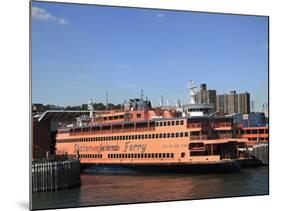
left=32, top=159, right=81, bottom=192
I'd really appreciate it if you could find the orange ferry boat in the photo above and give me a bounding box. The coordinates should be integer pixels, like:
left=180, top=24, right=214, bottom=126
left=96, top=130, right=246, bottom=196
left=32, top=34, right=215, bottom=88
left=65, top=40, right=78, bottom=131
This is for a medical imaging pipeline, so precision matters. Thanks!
left=56, top=87, right=251, bottom=173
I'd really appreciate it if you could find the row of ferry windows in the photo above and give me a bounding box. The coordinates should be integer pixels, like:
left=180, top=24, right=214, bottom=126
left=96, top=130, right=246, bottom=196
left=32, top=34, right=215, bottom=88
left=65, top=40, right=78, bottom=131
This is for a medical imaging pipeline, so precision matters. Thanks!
left=79, top=154, right=102, bottom=159
left=108, top=153, right=174, bottom=159
left=156, top=120, right=184, bottom=127
left=59, top=132, right=189, bottom=143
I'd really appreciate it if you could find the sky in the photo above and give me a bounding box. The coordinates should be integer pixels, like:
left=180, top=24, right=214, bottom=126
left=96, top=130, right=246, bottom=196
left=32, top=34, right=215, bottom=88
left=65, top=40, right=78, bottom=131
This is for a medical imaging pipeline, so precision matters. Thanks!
left=31, top=1, right=268, bottom=111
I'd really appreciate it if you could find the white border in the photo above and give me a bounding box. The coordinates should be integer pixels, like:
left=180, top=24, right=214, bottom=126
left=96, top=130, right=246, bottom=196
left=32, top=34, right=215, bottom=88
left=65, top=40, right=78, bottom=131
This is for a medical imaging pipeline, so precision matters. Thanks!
left=1, top=0, right=280, bottom=211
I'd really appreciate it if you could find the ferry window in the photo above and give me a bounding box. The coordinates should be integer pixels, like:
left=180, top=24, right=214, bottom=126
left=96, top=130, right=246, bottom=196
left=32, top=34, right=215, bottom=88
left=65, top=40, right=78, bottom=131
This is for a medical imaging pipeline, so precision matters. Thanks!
left=171, top=153, right=174, bottom=158
left=122, top=154, right=125, bottom=158
left=163, top=153, right=166, bottom=158
left=141, top=135, right=144, bottom=139
left=172, top=121, right=175, bottom=126
left=136, top=114, right=142, bottom=118
left=100, top=154, right=102, bottom=158
left=265, top=129, right=269, bottom=133
left=128, top=154, right=131, bottom=158
left=137, top=154, right=141, bottom=158
left=159, top=153, right=162, bottom=158
left=167, top=121, right=171, bottom=126
left=185, top=132, right=188, bottom=137
left=167, top=133, right=170, bottom=138
left=148, top=134, right=151, bottom=139
left=163, top=122, right=167, bottom=126
left=145, top=134, right=148, bottom=139
left=155, top=153, right=158, bottom=158
left=144, top=153, right=147, bottom=158
left=175, top=133, right=179, bottom=137
left=119, top=115, right=124, bottom=119
left=171, top=133, right=175, bottom=138
left=176, top=121, right=179, bottom=125
left=156, top=134, right=159, bottom=138
left=108, top=154, right=111, bottom=158
left=132, top=135, right=135, bottom=140
left=160, top=122, right=163, bottom=126
left=109, top=116, right=113, bottom=120
left=167, top=153, right=170, bottom=158
left=119, top=154, right=121, bottom=158
left=180, top=120, right=184, bottom=125
left=152, top=134, right=155, bottom=138
left=123, top=136, right=126, bottom=140
left=126, top=136, right=129, bottom=140
left=151, top=153, right=154, bottom=158
left=141, top=154, right=144, bottom=158
left=138, top=135, right=141, bottom=139
left=134, top=154, right=137, bottom=158
left=148, top=153, right=151, bottom=158
left=156, top=122, right=159, bottom=126
left=163, top=133, right=167, bottom=138
left=159, top=134, right=162, bottom=138
left=181, top=152, right=185, bottom=158
left=125, top=154, right=128, bottom=158
left=114, top=116, right=118, bottom=120
left=259, top=129, right=265, bottom=134
left=252, top=130, right=258, bottom=134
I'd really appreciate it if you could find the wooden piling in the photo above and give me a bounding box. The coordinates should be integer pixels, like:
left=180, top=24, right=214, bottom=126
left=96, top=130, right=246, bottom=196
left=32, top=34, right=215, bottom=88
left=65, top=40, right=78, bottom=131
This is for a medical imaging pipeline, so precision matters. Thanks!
left=32, top=159, right=81, bottom=192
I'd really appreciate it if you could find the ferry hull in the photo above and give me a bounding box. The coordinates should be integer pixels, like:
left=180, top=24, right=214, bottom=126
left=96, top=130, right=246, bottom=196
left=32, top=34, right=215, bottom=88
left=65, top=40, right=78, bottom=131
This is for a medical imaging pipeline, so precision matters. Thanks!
left=82, top=160, right=241, bottom=174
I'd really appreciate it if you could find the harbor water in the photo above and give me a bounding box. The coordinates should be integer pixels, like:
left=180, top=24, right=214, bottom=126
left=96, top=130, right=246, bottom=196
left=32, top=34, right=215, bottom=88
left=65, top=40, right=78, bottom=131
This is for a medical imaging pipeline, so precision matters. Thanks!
left=32, top=166, right=269, bottom=210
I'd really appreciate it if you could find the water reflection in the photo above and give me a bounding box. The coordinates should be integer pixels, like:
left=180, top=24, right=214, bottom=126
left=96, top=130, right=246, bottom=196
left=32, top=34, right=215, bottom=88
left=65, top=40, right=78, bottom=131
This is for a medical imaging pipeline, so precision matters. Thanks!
left=32, top=167, right=268, bottom=210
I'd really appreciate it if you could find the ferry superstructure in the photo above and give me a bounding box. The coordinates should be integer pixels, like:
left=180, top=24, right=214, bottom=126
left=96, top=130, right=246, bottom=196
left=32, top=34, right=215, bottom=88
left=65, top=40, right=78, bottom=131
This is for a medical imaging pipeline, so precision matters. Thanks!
left=55, top=82, right=251, bottom=173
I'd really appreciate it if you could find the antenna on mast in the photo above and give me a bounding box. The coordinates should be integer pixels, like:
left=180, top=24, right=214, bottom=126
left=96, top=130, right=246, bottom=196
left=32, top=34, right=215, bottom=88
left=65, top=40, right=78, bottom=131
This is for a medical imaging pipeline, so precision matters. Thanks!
left=140, top=89, right=144, bottom=100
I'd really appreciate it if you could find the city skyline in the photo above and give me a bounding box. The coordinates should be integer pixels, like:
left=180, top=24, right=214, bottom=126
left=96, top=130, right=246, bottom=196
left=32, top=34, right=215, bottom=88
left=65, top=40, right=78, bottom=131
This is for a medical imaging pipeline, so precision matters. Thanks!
left=32, top=2, right=268, bottom=111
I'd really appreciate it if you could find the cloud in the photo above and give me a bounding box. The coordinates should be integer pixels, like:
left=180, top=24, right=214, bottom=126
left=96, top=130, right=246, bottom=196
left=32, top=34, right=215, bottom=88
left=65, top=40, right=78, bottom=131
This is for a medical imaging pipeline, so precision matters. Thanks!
left=32, top=6, right=68, bottom=25
left=156, top=13, right=165, bottom=19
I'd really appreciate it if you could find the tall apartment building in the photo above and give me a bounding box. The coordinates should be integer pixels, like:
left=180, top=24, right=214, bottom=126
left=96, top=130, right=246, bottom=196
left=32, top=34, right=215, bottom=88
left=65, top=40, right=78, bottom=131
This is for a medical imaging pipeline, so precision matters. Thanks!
left=216, top=91, right=250, bottom=114
left=195, top=83, right=217, bottom=111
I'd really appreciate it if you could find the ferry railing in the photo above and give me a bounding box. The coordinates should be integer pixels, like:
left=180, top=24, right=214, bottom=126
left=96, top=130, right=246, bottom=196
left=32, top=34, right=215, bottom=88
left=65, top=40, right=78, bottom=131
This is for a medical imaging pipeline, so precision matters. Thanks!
left=212, top=122, right=232, bottom=128
left=186, top=123, right=202, bottom=128
left=190, top=135, right=207, bottom=141
left=69, top=127, right=156, bottom=136
left=218, top=134, right=233, bottom=139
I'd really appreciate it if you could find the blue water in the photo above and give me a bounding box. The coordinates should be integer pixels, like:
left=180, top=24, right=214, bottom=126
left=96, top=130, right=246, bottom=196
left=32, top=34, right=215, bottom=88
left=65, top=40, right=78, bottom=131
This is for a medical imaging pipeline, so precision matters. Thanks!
left=32, top=166, right=269, bottom=210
